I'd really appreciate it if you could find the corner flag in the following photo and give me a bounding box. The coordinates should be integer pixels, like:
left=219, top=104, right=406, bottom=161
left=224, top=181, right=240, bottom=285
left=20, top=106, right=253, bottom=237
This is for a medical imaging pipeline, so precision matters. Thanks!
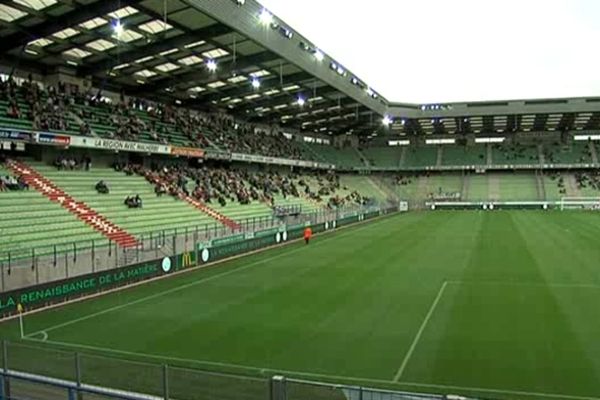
left=17, top=303, right=24, bottom=338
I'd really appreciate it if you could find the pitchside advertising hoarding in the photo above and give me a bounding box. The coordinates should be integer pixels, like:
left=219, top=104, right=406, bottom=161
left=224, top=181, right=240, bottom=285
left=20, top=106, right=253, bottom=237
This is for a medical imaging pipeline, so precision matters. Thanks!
left=0, top=128, right=33, bottom=142
left=0, top=210, right=392, bottom=316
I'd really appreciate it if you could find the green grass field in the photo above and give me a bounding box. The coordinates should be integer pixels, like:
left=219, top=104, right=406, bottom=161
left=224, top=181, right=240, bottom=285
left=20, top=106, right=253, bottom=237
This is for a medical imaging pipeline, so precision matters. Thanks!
left=3, top=211, right=600, bottom=400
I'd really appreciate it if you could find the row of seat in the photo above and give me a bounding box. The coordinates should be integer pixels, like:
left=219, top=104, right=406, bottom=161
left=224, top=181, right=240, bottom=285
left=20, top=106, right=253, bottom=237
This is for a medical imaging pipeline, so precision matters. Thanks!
left=392, top=171, right=600, bottom=203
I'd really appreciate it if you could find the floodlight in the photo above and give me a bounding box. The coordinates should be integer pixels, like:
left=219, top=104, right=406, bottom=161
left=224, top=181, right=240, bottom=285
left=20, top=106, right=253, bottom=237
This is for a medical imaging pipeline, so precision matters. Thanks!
left=382, top=115, right=393, bottom=126
left=113, top=20, right=124, bottom=36
left=314, top=50, right=324, bottom=61
left=297, top=97, right=306, bottom=107
left=251, top=78, right=260, bottom=89
left=206, top=59, right=217, bottom=72
left=259, top=9, right=273, bottom=25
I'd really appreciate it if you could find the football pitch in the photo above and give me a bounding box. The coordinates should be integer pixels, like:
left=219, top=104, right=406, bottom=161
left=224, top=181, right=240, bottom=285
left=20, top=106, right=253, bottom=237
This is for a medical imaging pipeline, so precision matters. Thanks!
left=3, top=211, right=600, bottom=400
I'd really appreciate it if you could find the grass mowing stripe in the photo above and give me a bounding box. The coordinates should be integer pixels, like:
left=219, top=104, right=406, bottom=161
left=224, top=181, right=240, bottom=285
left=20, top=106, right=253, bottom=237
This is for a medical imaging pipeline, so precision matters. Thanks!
left=393, top=281, right=448, bottom=382
left=27, top=213, right=402, bottom=338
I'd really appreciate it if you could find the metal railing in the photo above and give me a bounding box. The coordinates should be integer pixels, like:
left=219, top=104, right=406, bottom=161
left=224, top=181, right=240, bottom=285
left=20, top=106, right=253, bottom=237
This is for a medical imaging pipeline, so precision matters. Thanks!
left=0, top=341, right=477, bottom=400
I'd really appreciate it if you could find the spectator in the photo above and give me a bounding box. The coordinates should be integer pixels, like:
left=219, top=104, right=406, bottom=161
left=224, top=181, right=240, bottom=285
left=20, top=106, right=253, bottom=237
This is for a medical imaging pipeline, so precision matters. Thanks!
left=95, top=180, right=109, bottom=194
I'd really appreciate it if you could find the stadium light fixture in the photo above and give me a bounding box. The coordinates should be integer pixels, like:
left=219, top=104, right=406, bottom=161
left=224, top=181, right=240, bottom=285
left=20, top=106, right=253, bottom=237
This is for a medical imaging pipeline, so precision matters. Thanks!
left=382, top=115, right=393, bottom=126
left=206, top=59, right=217, bottom=72
left=314, top=50, right=324, bottom=62
left=251, top=78, right=260, bottom=89
left=112, top=20, right=124, bottom=36
left=297, top=97, right=306, bottom=107
left=259, top=9, right=273, bottom=26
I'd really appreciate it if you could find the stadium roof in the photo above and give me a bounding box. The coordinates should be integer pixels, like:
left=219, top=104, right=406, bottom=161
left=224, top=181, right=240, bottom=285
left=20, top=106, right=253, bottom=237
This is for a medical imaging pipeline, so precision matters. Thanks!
left=1, top=0, right=600, bottom=138
left=0, top=0, right=387, bottom=136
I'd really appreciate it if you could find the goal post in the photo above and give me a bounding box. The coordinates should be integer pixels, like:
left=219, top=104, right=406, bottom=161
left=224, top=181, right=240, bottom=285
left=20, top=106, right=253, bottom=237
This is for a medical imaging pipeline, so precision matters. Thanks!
left=559, top=197, right=600, bottom=211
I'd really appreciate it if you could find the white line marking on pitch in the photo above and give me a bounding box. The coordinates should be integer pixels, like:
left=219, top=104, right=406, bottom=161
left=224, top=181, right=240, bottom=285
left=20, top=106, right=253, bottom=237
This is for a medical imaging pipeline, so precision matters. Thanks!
left=399, top=381, right=600, bottom=400
left=28, top=217, right=393, bottom=338
left=446, top=280, right=600, bottom=289
left=393, top=281, right=448, bottom=382
left=21, top=337, right=600, bottom=400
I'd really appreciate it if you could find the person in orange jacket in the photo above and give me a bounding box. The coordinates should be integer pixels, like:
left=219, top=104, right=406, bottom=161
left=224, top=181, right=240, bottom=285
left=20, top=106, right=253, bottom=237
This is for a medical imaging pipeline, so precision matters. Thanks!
left=303, top=226, right=313, bottom=245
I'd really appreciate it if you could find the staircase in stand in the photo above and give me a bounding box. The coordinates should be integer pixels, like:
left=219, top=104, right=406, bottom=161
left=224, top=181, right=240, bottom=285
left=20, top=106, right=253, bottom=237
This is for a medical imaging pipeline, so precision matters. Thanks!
left=6, top=160, right=139, bottom=248
left=185, top=196, right=241, bottom=230
left=151, top=175, right=241, bottom=230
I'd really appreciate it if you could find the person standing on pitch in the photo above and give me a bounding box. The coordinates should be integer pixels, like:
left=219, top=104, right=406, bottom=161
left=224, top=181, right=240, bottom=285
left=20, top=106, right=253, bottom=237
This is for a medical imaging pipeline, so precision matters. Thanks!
left=304, top=226, right=313, bottom=245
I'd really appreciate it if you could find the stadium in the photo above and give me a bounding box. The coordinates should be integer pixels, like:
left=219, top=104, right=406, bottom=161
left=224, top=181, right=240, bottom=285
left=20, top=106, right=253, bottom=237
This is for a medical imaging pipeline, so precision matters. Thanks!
left=0, top=0, right=598, bottom=399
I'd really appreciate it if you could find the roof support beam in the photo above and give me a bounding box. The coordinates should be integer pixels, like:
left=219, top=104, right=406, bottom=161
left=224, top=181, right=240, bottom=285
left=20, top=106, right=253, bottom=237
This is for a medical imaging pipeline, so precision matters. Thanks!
left=78, top=24, right=233, bottom=76
left=133, top=50, right=280, bottom=94
left=184, top=71, right=313, bottom=106
left=0, top=0, right=144, bottom=53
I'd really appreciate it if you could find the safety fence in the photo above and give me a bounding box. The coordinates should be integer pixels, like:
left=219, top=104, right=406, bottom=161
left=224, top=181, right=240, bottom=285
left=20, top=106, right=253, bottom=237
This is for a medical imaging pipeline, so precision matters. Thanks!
left=0, top=341, right=473, bottom=400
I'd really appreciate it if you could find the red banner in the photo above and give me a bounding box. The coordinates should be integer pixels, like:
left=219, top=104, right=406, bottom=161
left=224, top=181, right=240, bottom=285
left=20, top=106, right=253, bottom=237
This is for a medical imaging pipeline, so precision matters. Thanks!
left=170, top=146, right=204, bottom=158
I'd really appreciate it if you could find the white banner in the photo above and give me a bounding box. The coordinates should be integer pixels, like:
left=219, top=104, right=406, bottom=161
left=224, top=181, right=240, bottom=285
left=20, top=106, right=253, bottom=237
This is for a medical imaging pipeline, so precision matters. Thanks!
left=231, top=153, right=334, bottom=169
left=69, top=136, right=171, bottom=155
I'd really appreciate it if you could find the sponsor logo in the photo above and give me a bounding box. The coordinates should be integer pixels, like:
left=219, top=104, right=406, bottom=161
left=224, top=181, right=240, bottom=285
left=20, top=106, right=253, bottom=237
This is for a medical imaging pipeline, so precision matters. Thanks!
left=201, top=248, right=210, bottom=263
left=161, top=257, right=172, bottom=273
left=181, top=251, right=193, bottom=268
left=0, top=129, right=31, bottom=141
left=38, top=133, right=70, bottom=146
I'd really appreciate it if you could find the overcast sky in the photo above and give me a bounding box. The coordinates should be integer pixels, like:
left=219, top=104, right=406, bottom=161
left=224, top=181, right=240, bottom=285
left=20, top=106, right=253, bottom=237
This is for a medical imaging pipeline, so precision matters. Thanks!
left=258, top=0, right=600, bottom=104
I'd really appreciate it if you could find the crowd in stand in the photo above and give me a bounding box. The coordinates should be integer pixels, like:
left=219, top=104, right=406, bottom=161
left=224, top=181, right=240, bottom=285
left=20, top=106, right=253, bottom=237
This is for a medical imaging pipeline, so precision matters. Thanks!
left=493, top=143, right=539, bottom=163
left=54, top=155, right=92, bottom=171
left=112, top=162, right=370, bottom=210
left=548, top=172, right=567, bottom=195
left=0, top=174, right=28, bottom=191
left=0, top=76, right=308, bottom=160
left=394, top=175, right=414, bottom=186
left=544, top=142, right=592, bottom=165
left=574, top=171, right=600, bottom=192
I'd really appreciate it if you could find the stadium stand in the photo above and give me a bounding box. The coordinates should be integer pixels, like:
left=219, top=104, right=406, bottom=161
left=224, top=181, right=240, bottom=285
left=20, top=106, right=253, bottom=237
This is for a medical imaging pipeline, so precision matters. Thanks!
left=403, top=146, right=438, bottom=168
left=307, top=145, right=365, bottom=169
left=543, top=142, right=593, bottom=164
left=465, top=174, right=489, bottom=201
left=543, top=172, right=574, bottom=200
left=360, top=146, right=402, bottom=168
left=496, top=172, right=540, bottom=201
left=29, top=162, right=216, bottom=238
left=0, top=165, right=105, bottom=256
left=442, top=145, right=487, bottom=166
left=491, top=143, right=540, bottom=165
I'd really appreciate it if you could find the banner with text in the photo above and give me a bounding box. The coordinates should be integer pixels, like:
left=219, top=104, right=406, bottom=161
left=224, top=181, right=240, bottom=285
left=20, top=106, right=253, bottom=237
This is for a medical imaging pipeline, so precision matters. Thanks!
left=0, top=258, right=168, bottom=315
left=0, top=128, right=33, bottom=142
left=231, top=152, right=334, bottom=170
left=170, top=146, right=205, bottom=158
left=69, top=136, right=171, bottom=155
